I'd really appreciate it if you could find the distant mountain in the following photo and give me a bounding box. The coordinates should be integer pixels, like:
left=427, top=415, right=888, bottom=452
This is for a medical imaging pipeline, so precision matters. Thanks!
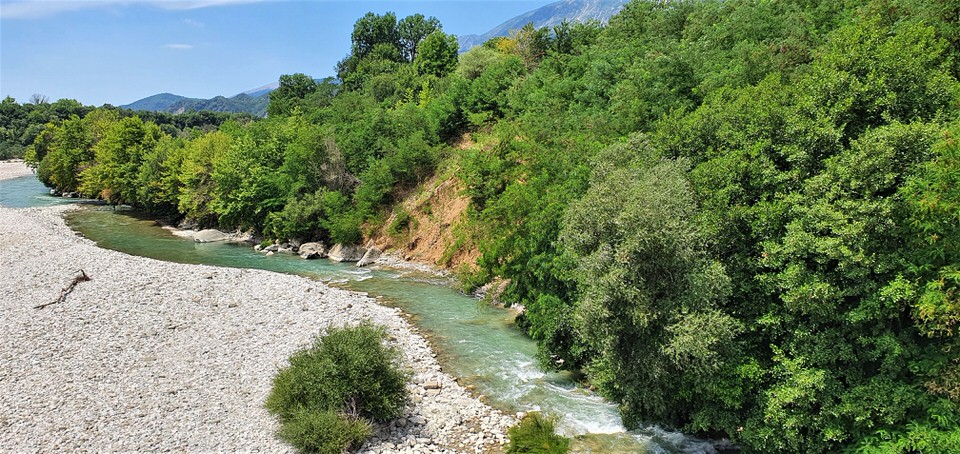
left=122, top=90, right=270, bottom=117
left=123, top=93, right=198, bottom=112
left=168, top=93, right=270, bottom=117
left=242, top=82, right=280, bottom=98
left=458, top=0, right=629, bottom=52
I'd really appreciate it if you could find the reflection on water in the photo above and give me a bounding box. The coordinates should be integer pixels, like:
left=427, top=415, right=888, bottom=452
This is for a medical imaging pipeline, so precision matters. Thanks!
left=5, top=174, right=719, bottom=453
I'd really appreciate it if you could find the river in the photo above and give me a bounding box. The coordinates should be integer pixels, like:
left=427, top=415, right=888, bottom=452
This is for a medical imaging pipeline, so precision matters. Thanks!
left=1, top=174, right=717, bottom=453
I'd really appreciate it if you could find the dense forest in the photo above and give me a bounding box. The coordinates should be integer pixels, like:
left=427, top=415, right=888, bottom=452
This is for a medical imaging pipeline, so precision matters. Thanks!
left=12, top=0, right=960, bottom=451
left=0, top=97, right=253, bottom=160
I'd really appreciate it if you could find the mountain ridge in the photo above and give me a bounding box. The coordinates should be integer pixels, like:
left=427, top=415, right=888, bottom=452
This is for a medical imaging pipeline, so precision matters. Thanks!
left=457, top=0, right=628, bottom=52
left=122, top=90, right=270, bottom=117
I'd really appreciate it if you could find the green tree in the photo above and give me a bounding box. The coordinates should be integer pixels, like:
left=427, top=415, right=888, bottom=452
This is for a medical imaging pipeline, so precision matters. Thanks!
left=267, top=73, right=318, bottom=117
left=560, top=135, right=739, bottom=428
left=415, top=31, right=459, bottom=78
left=136, top=134, right=185, bottom=213
left=904, top=124, right=960, bottom=340
left=209, top=119, right=287, bottom=229
left=177, top=130, right=232, bottom=225
left=398, top=13, right=441, bottom=62
left=36, top=115, right=91, bottom=192
left=510, top=23, right=551, bottom=70
left=80, top=116, right=162, bottom=204
left=350, top=12, right=400, bottom=60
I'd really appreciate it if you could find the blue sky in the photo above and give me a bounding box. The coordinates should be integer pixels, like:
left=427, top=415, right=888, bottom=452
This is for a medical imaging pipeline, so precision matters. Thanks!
left=0, top=0, right=553, bottom=106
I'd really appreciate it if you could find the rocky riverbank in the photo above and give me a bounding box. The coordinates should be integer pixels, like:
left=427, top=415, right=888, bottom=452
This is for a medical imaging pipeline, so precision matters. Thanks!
left=0, top=161, right=514, bottom=453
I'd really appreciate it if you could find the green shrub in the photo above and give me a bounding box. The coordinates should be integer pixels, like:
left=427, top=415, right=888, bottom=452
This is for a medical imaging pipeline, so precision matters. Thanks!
left=263, top=188, right=366, bottom=246
left=266, top=323, right=408, bottom=452
left=278, top=408, right=372, bottom=454
left=453, top=263, right=490, bottom=294
left=388, top=209, right=411, bottom=235
left=506, top=412, right=570, bottom=454
left=325, top=209, right=363, bottom=245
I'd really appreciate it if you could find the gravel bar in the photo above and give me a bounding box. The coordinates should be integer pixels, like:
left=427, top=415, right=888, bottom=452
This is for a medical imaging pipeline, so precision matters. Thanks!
left=0, top=161, right=514, bottom=453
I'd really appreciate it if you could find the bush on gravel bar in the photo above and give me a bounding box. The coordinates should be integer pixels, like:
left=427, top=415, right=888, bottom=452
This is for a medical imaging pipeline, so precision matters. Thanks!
left=266, top=322, right=408, bottom=453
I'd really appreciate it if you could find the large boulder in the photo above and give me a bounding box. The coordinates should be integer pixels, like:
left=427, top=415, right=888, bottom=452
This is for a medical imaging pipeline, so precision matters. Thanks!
left=228, top=230, right=256, bottom=245
left=194, top=229, right=230, bottom=243
left=262, top=244, right=280, bottom=253
left=356, top=247, right=382, bottom=267
left=299, top=242, right=327, bottom=260
left=328, top=244, right=367, bottom=262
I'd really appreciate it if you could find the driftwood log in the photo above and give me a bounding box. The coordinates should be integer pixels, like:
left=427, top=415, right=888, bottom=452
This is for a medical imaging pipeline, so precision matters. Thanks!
left=34, top=269, right=91, bottom=309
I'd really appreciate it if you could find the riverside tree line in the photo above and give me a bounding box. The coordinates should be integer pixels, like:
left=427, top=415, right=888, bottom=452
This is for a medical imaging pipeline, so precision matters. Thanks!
left=12, top=1, right=960, bottom=451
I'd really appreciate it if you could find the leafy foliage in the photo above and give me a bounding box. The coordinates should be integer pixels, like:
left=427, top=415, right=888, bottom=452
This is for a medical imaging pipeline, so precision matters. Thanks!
left=268, top=73, right=319, bottom=118
left=561, top=135, right=739, bottom=427
left=505, top=412, right=570, bottom=454
left=266, top=323, right=407, bottom=453
left=415, top=31, right=459, bottom=78
left=276, top=408, right=372, bottom=454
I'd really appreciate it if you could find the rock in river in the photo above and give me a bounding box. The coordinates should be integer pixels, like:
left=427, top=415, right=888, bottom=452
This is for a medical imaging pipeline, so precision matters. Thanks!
left=328, top=243, right=366, bottom=262
left=193, top=229, right=231, bottom=243
left=298, top=242, right=327, bottom=260
left=357, top=247, right=382, bottom=267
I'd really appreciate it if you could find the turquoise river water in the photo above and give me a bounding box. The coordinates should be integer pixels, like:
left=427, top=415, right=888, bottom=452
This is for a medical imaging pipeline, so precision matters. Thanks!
left=1, top=174, right=718, bottom=453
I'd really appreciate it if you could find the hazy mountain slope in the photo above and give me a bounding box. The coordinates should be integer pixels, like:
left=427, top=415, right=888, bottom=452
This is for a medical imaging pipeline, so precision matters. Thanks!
left=458, top=0, right=628, bottom=51
left=167, top=93, right=269, bottom=117
left=242, top=82, right=280, bottom=98
left=123, top=93, right=197, bottom=111
left=123, top=92, right=269, bottom=117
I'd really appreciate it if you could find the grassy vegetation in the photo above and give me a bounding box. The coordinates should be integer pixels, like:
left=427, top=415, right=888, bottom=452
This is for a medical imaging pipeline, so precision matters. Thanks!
left=506, top=412, right=570, bottom=454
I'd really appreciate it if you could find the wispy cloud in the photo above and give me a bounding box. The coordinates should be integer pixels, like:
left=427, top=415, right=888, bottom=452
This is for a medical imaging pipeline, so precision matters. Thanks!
left=1, top=1, right=108, bottom=19
left=154, top=0, right=270, bottom=11
left=164, top=43, right=194, bottom=50
left=1, top=0, right=272, bottom=20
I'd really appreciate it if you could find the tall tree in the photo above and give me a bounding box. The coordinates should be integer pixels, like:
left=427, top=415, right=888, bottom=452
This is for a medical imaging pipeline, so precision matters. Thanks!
left=398, top=13, right=441, bottom=62
left=350, top=12, right=399, bottom=60
left=414, top=31, right=459, bottom=78
left=267, top=73, right=318, bottom=117
left=561, top=134, right=738, bottom=428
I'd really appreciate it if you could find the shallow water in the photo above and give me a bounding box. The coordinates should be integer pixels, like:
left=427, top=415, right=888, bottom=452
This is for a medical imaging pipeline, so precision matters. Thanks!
left=1, top=174, right=717, bottom=453
left=0, top=173, right=86, bottom=208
